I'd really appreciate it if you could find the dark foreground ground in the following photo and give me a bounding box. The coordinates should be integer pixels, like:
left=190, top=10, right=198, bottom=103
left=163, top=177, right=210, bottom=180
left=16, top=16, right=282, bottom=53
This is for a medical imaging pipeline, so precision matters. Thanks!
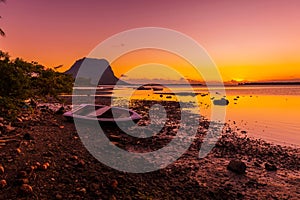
left=0, top=101, right=299, bottom=200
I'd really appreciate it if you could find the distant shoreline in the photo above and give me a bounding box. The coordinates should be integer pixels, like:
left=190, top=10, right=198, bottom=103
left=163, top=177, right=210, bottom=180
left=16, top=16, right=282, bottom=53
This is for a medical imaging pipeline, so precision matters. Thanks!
left=238, top=82, right=300, bottom=86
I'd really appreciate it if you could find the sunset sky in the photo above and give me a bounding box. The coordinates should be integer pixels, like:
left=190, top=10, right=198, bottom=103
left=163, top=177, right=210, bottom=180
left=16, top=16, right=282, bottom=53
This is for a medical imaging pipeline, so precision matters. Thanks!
left=1, top=0, right=300, bottom=82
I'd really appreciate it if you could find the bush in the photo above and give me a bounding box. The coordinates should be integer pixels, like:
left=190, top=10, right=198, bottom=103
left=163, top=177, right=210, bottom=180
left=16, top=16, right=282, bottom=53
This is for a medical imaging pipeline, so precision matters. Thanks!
left=0, top=50, right=74, bottom=119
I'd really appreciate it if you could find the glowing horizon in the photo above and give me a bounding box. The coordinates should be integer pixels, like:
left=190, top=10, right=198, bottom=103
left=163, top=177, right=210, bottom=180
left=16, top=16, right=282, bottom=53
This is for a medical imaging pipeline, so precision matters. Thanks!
left=1, top=0, right=300, bottom=82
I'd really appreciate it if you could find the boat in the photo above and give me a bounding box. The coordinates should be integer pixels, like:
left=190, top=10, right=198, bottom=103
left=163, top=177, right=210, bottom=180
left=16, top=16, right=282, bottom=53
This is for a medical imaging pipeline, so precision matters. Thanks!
left=63, top=104, right=141, bottom=123
left=213, top=98, right=229, bottom=106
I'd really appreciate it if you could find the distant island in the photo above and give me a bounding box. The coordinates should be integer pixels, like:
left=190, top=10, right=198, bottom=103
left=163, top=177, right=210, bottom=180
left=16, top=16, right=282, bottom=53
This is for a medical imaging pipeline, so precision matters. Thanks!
left=65, top=57, right=127, bottom=85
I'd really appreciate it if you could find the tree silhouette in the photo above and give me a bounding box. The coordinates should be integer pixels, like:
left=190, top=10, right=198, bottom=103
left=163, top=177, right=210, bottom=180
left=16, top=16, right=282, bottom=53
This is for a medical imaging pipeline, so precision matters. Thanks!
left=0, top=0, right=6, bottom=37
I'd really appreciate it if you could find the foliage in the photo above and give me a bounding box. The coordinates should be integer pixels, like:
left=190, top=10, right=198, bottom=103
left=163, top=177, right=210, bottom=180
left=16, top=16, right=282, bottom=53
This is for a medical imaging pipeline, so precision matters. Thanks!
left=0, top=50, right=74, bottom=118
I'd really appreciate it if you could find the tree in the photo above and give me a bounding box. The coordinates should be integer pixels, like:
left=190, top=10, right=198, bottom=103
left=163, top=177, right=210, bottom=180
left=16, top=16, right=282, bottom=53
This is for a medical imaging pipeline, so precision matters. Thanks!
left=0, top=50, right=74, bottom=118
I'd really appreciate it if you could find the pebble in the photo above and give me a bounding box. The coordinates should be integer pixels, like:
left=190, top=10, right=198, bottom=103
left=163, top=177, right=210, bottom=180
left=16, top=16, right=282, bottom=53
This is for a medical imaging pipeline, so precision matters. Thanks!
left=227, top=160, right=247, bottom=174
left=110, top=179, right=118, bottom=189
left=55, top=194, right=63, bottom=199
left=20, top=184, right=33, bottom=195
left=17, top=171, right=28, bottom=178
left=265, top=163, right=277, bottom=171
left=16, top=148, right=22, bottom=154
left=0, top=164, right=4, bottom=174
left=76, top=187, right=86, bottom=194
left=0, top=179, right=7, bottom=188
left=77, top=159, right=85, bottom=167
left=23, top=133, right=34, bottom=140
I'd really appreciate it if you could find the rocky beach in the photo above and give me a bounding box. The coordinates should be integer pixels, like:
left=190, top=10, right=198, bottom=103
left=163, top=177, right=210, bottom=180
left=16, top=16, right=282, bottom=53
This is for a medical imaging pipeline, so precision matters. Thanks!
left=0, top=100, right=299, bottom=200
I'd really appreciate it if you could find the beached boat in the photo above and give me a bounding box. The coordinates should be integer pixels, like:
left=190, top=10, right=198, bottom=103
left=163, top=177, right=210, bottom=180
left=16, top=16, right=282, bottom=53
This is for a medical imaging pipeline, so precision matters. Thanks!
left=213, top=98, right=229, bottom=106
left=63, top=104, right=141, bottom=123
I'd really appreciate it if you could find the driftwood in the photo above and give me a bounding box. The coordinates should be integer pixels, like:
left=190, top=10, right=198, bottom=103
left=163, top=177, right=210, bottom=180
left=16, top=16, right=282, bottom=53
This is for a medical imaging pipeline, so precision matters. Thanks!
left=0, top=139, right=20, bottom=143
left=0, top=133, right=21, bottom=140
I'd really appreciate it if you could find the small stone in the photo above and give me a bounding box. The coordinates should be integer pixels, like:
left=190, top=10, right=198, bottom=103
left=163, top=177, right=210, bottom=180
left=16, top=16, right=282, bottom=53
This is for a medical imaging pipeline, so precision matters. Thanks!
left=227, top=159, right=247, bottom=174
left=0, top=117, right=4, bottom=122
left=35, top=162, right=41, bottom=168
left=55, top=194, right=63, bottom=199
left=16, top=148, right=22, bottom=154
left=20, top=184, right=33, bottom=195
left=44, top=162, right=50, bottom=167
left=110, top=179, right=118, bottom=189
left=265, top=163, right=277, bottom=171
left=55, top=107, right=65, bottom=115
left=0, top=179, right=7, bottom=188
left=59, top=125, right=64, bottom=129
left=18, top=171, right=28, bottom=178
left=23, top=133, right=34, bottom=140
left=71, top=155, right=78, bottom=160
left=77, top=160, right=85, bottom=167
left=110, top=195, right=117, bottom=200
left=40, top=164, right=48, bottom=171
left=0, top=164, right=4, bottom=174
left=76, top=187, right=86, bottom=194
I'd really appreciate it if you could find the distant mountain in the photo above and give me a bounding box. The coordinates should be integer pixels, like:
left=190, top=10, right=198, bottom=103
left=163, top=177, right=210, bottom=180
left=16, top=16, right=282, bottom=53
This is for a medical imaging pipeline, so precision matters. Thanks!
left=65, top=58, right=127, bottom=85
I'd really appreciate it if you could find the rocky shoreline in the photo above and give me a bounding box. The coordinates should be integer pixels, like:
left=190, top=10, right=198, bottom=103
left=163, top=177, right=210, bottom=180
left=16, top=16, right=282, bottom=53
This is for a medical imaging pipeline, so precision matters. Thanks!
left=0, top=100, right=299, bottom=199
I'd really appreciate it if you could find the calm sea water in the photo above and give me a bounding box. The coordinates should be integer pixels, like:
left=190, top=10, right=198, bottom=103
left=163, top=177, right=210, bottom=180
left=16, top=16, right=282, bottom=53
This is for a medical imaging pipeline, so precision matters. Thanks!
left=73, top=85, right=300, bottom=147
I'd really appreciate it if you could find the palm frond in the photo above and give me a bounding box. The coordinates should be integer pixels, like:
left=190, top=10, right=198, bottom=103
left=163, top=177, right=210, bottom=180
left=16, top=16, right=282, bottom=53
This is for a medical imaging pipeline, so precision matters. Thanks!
left=0, top=28, right=5, bottom=36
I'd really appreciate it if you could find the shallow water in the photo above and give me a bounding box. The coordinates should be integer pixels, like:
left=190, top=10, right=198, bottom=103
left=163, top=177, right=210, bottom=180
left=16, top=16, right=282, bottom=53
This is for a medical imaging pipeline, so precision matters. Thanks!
left=72, top=85, right=300, bottom=147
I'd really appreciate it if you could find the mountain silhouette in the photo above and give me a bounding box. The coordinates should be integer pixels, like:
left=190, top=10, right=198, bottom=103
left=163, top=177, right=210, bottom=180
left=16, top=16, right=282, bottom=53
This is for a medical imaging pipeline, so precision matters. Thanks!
left=65, top=58, right=127, bottom=85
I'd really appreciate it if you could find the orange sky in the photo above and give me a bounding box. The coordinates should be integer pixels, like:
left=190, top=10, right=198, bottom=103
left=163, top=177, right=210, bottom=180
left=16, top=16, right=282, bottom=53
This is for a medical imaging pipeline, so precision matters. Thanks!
left=1, top=0, right=300, bottom=82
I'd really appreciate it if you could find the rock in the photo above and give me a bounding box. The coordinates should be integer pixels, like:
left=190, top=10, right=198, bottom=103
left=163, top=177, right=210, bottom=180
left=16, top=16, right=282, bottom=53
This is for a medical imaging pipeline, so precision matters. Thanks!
left=40, top=164, right=48, bottom=171
left=76, top=187, right=86, bottom=194
left=17, top=171, right=28, bottom=179
left=0, top=164, right=4, bottom=174
left=110, top=179, right=118, bottom=189
left=71, top=155, right=78, bottom=160
left=16, top=117, right=23, bottom=122
left=77, top=160, right=85, bottom=167
left=55, top=194, right=63, bottom=199
left=227, top=159, right=247, bottom=174
left=55, top=106, right=65, bottom=115
left=0, top=179, right=7, bottom=188
left=23, top=133, right=34, bottom=140
left=16, top=148, right=22, bottom=154
left=0, top=117, right=4, bottom=122
left=265, top=163, right=277, bottom=171
left=20, top=184, right=33, bottom=195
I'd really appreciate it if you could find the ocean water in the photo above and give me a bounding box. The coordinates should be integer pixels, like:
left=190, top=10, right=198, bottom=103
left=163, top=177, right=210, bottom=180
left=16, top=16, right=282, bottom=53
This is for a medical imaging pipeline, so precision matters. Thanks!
left=72, top=85, right=300, bottom=147
left=109, top=85, right=300, bottom=147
